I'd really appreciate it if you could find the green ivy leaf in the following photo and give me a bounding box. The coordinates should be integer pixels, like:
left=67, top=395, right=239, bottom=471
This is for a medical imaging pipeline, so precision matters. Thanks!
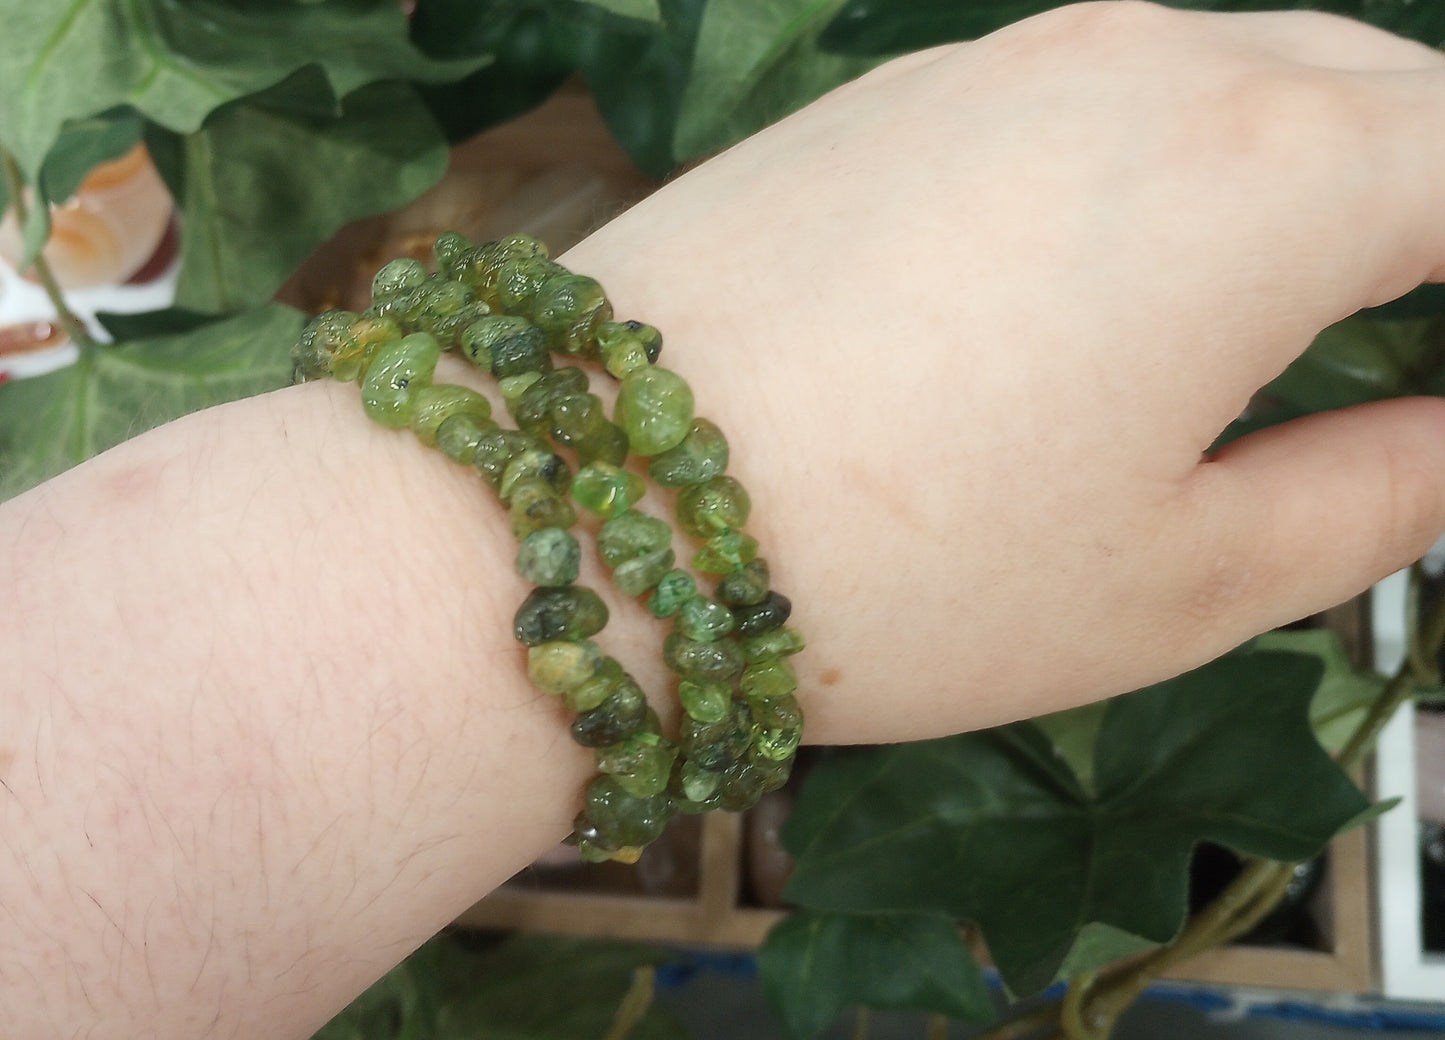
left=0, top=305, right=304, bottom=500
left=0, top=0, right=479, bottom=184
left=164, top=78, right=449, bottom=314
left=672, top=0, right=881, bottom=161
left=1250, top=630, right=1386, bottom=755
left=757, top=909, right=993, bottom=1039
left=39, top=110, right=145, bottom=203
left=1265, top=316, right=1441, bottom=414
left=1031, top=700, right=1107, bottom=797
left=782, top=651, right=1370, bottom=996
left=585, top=0, right=664, bottom=21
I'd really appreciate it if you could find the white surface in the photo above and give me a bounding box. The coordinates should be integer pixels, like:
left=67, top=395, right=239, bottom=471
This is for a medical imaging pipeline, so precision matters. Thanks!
left=1371, top=569, right=1445, bottom=1000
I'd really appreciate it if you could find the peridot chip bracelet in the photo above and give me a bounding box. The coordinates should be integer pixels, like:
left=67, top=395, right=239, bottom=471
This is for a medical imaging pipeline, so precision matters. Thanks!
left=291, top=233, right=805, bottom=864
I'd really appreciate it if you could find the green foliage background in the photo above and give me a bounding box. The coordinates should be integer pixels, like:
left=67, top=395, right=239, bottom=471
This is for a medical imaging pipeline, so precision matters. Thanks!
left=2, top=2, right=1443, bottom=1038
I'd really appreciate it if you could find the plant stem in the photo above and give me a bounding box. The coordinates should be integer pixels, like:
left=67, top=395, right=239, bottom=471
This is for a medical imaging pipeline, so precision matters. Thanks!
left=853, top=1006, right=870, bottom=1040
left=600, top=965, right=655, bottom=1040
left=1, top=147, right=97, bottom=352
left=1060, top=974, right=1097, bottom=1040
left=926, top=1012, right=949, bottom=1040
left=981, top=1001, right=1065, bottom=1040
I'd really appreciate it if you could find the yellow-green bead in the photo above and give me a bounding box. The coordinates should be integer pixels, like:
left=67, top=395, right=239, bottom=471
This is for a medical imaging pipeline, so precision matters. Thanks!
left=527, top=639, right=603, bottom=695
left=409, top=384, right=493, bottom=446
left=741, top=658, right=798, bottom=701
left=677, top=475, right=751, bottom=538
left=741, top=626, right=807, bottom=665
left=565, top=656, right=627, bottom=713
left=596, top=732, right=677, bottom=798
left=435, top=413, right=496, bottom=464
left=532, top=273, right=613, bottom=357
left=371, top=258, right=426, bottom=304
left=675, top=596, right=736, bottom=642
left=692, top=531, right=760, bottom=574
left=571, top=461, right=645, bottom=518
left=597, top=319, right=662, bottom=378
left=500, top=446, right=571, bottom=501
left=678, top=678, right=731, bottom=723
left=360, top=332, right=442, bottom=427
left=648, top=418, right=728, bottom=488
left=646, top=569, right=696, bottom=618
left=664, top=631, right=743, bottom=682
left=461, top=315, right=550, bottom=377
left=598, top=510, right=673, bottom=568
left=614, top=366, right=694, bottom=456
left=572, top=684, right=648, bottom=747
left=497, top=255, right=565, bottom=312
left=613, top=547, right=675, bottom=597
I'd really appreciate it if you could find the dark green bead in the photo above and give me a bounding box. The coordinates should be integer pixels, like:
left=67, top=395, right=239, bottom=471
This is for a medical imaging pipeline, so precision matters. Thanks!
left=371, top=258, right=426, bottom=305
left=742, top=659, right=799, bottom=702
left=597, top=510, right=673, bottom=568
left=750, top=752, right=794, bottom=793
left=733, top=591, right=792, bottom=637
left=509, top=478, right=577, bottom=540
left=472, top=428, right=537, bottom=488
left=614, top=366, right=694, bottom=456
left=677, top=475, right=751, bottom=538
left=512, top=367, right=589, bottom=436
left=517, top=527, right=581, bottom=587
left=416, top=280, right=481, bottom=347
left=692, top=531, right=760, bottom=574
left=460, top=315, right=550, bottom=378
left=675, top=596, right=736, bottom=642
left=751, top=691, right=802, bottom=729
left=532, top=273, right=613, bottom=357
left=498, top=371, right=543, bottom=409
left=716, top=560, right=770, bottom=607
left=645, top=569, right=697, bottom=618
left=716, top=760, right=767, bottom=812
left=613, top=547, right=675, bottom=598
left=680, top=707, right=751, bottom=771
left=664, top=631, right=744, bottom=682
left=499, top=446, right=571, bottom=501
left=596, top=732, right=678, bottom=798
left=527, top=639, right=603, bottom=695
left=572, top=682, right=648, bottom=747
left=432, top=231, right=472, bottom=275
left=435, top=413, right=496, bottom=464
left=409, top=384, right=493, bottom=447
left=571, top=461, right=645, bottom=518
left=579, top=774, right=673, bottom=852
left=740, top=626, right=807, bottom=665
left=565, top=656, right=628, bottom=713
left=513, top=585, right=609, bottom=646
left=360, top=332, right=441, bottom=427
left=550, top=393, right=630, bottom=465
left=648, top=418, right=728, bottom=488
left=678, top=678, right=731, bottom=723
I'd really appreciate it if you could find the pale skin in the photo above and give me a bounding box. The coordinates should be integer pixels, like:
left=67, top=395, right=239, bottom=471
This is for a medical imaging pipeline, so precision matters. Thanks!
left=5, top=3, right=1445, bottom=1036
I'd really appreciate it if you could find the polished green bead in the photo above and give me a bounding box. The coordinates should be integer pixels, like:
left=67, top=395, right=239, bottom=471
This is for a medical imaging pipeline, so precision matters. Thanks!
left=614, top=366, right=694, bottom=456
left=509, top=478, right=577, bottom=540
left=579, top=774, right=673, bottom=852
left=416, top=280, right=481, bottom=347
left=677, top=475, right=751, bottom=538
left=716, top=559, right=770, bottom=607
left=461, top=315, right=550, bottom=378
left=371, top=258, right=426, bottom=304
left=497, top=232, right=549, bottom=259
left=499, top=446, right=571, bottom=500
left=550, top=393, right=630, bottom=465
left=565, top=656, right=627, bottom=713
left=517, top=527, right=581, bottom=587
left=748, top=750, right=794, bottom=792
left=680, top=707, right=751, bottom=772
left=497, top=255, right=565, bottom=312
left=752, top=691, right=802, bottom=730
left=532, top=274, right=613, bottom=357
left=571, top=461, right=645, bottom=518
left=692, top=531, right=760, bottom=574
left=716, top=760, right=767, bottom=811
left=741, top=658, right=798, bottom=702
left=752, top=723, right=803, bottom=763
left=435, top=413, right=496, bottom=464
left=499, top=371, right=544, bottom=410
left=294, top=310, right=376, bottom=382
left=571, top=683, right=648, bottom=747
left=360, top=332, right=441, bottom=427
left=345, top=314, right=404, bottom=381
left=679, top=758, right=721, bottom=803
left=664, top=631, right=744, bottom=682
left=678, top=678, right=731, bottom=723
left=409, top=384, right=493, bottom=447
left=596, top=732, right=678, bottom=798
left=740, top=626, right=807, bottom=665
left=432, top=231, right=472, bottom=275
left=513, top=585, right=609, bottom=645
left=527, top=639, right=602, bottom=695
left=597, top=320, right=663, bottom=378
left=597, top=510, right=673, bottom=567
left=472, top=428, right=536, bottom=488
left=733, top=591, right=792, bottom=637
left=647, top=418, right=728, bottom=488
left=645, top=569, right=696, bottom=618
left=675, top=596, right=736, bottom=642
left=512, top=367, right=589, bottom=436
left=613, top=548, right=675, bottom=597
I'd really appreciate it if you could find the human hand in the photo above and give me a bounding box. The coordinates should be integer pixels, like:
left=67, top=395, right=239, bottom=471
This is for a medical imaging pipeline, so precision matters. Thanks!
left=563, top=2, right=1445, bottom=741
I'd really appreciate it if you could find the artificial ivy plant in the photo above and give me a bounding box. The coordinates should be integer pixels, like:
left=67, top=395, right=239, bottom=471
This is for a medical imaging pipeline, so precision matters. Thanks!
left=4, top=2, right=1445, bottom=1039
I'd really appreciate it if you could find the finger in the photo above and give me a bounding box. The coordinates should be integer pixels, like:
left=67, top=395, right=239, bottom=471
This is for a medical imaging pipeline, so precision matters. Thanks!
left=1173, top=396, right=1445, bottom=647
left=1212, top=9, right=1445, bottom=72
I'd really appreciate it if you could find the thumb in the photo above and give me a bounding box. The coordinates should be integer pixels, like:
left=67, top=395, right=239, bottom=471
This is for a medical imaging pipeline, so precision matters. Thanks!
left=1184, top=397, right=1445, bottom=641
